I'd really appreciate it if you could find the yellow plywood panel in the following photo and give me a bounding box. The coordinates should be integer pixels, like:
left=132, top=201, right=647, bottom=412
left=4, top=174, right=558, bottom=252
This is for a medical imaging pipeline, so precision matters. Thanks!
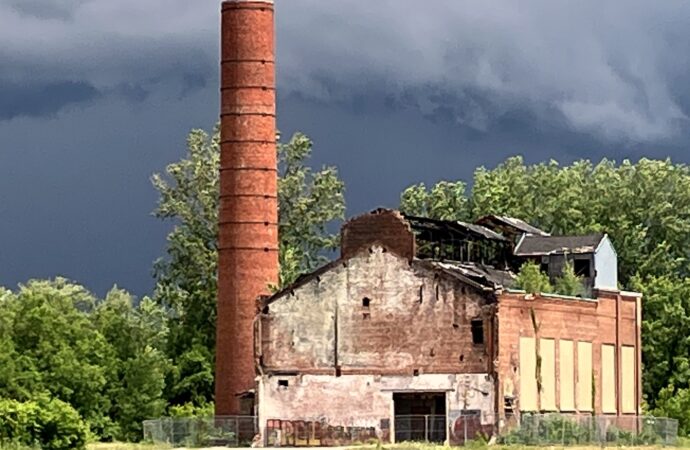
left=602, top=344, right=617, bottom=414
left=520, top=336, right=538, bottom=411
left=577, top=341, right=592, bottom=412
left=540, top=339, right=556, bottom=411
left=559, top=340, right=575, bottom=411
left=622, top=346, right=636, bottom=413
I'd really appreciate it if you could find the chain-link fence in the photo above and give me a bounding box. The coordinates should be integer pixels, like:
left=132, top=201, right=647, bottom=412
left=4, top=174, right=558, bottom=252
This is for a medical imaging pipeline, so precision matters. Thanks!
left=142, top=416, right=257, bottom=448
left=499, top=414, right=678, bottom=447
left=394, top=414, right=447, bottom=443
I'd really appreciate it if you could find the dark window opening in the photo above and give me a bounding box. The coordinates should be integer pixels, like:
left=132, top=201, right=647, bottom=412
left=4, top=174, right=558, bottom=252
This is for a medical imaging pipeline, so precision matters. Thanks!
left=363, top=297, right=371, bottom=308
left=278, top=380, right=289, bottom=388
left=363, top=312, right=370, bottom=320
left=459, top=354, right=464, bottom=362
left=262, top=306, right=270, bottom=314
left=335, top=366, right=342, bottom=377
left=471, top=319, right=484, bottom=345
left=540, top=262, right=549, bottom=273
left=393, top=392, right=446, bottom=443
left=574, top=259, right=591, bottom=277
left=413, top=369, right=420, bottom=376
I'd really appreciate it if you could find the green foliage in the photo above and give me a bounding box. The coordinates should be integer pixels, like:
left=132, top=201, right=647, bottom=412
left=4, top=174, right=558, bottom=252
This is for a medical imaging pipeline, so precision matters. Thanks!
left=151, top=126, right=345, bottom=408
left=553, top=261, right=586, bottom=297
left=0, top=279, right=169, bottom=443
left=400, top=181, right=469, bottom=221
left=167, top=403, right=214, bottom=418
left=514, top=262, right=553, bottom=294
left=0, top=398, right=88, bottom=450
left=278, top=132, right=346, bottom=287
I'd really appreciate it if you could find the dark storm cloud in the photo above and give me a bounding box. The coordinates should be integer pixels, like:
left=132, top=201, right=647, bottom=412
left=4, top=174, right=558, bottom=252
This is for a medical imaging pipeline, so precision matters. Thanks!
left=276, top=0, right=690, bottom=145
left=2, top=0, right=690, bottom=296
left=0, top=80, right=99, bottom=120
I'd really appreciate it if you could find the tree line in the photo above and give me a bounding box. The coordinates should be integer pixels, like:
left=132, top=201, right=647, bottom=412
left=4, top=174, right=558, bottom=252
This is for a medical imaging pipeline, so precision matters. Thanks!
left=2, top=127, right=690, bottom=447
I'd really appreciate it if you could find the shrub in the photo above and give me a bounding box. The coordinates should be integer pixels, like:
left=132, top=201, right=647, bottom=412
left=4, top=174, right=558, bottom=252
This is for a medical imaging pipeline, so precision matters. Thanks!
left=0, top=398, right=87, bottom=450
left=515, top=262, right=553, bottom=294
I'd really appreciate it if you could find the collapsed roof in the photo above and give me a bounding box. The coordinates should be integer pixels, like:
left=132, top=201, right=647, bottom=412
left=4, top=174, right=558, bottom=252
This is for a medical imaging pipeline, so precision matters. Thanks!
left=514, top=233, right=605, bottom=256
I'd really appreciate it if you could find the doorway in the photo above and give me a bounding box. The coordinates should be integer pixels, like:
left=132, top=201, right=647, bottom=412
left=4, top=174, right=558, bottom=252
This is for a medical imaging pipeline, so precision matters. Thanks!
left=393, top=392, right=447, bottom=443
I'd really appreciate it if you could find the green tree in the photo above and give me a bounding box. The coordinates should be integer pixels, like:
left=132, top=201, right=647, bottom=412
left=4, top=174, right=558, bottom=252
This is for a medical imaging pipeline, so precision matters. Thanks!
left=151, top=126, right=345, bottom=407
left=0, top=279, right=111, bottom=435
left=514, top=261, right=553, bottom=294
left=400, top=181, right=469, bottom=221
left=553, top=261, right=586, bottom=297
left=93, top=289, right=169, bottom=441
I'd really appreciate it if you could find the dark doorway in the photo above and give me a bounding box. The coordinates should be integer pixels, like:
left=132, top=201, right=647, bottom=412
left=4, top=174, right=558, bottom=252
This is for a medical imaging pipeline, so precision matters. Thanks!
left=393, top=392, right=447, bottom=443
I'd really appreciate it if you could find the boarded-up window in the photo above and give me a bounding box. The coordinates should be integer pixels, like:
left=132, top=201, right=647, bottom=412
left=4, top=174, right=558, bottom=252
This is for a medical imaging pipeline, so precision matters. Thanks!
left=519, top=337, right=538, bottom=411
left=576, top=341, right=592, bottom=411
left=622, top=346, right=636, bottom=413
left=559, top=340, right=575, bottom=411
left=540, top=339, right=556, bottom=411
left=602, top=344, right=616, bottom=413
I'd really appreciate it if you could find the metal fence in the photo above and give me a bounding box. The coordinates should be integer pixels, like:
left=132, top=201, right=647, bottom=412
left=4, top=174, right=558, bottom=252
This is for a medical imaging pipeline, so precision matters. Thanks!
left=499, top=414, right=679, bottom=447
left=142, top=416, right=257, bottom=448
left=142, top=413, right=679, bottom=447
left=394, top=414, right=447, bottom=443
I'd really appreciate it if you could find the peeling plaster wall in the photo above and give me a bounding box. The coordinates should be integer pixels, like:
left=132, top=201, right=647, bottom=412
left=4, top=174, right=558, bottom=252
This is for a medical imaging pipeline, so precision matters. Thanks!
left=257, top=246, right=497, bottom=437
left=257, top=373, right=495, bottom=438
left=260, top=246, right=494, bottom=374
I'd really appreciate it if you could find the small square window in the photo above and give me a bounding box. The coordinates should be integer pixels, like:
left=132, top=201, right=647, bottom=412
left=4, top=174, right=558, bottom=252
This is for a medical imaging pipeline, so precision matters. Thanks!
left=362, top=297, right=370, bottom=308
left=278, top=380, right=289, bottom=388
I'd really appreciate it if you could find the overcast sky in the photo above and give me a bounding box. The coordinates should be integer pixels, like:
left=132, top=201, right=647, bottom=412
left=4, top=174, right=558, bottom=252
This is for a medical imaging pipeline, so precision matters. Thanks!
left=2, top=0, right=690, bottom=296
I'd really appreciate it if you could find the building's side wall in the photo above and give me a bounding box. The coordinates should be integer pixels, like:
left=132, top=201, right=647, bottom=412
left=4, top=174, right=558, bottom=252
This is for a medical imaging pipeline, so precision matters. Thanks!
left=497, top=291, right=640, bottom=427
left=595, top=237, right=618, bottom=290
left=258, top=246, right=496, bottom=441
left=258, top=373, right=494, bottom=444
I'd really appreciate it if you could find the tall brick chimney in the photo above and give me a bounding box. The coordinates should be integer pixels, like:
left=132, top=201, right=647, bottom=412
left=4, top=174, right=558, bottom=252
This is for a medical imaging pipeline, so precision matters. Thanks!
left=216, top=0, right=278, bottom=415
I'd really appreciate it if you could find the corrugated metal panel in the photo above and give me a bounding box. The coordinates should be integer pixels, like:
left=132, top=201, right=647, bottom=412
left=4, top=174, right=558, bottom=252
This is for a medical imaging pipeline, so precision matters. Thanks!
left=577, top=341, right=592, bottom=412
left=602, top=344, right=617, bottom=414
left=559, top=340, right=575, bottom=411
left=520, top=337, right=538, bottom=411
left=622, top=346, right=636, bottom=414
left=540, top=339, right=556, bottom=411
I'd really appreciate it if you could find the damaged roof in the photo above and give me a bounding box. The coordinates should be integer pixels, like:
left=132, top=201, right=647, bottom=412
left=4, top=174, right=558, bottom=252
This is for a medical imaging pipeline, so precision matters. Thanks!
left=514, top=233, right=605, bottom=256
left=404, top=215, right=509, bottom=242
left=424, top=260, right=515, bottom=291
left=476, top=214, right=550, bottom=236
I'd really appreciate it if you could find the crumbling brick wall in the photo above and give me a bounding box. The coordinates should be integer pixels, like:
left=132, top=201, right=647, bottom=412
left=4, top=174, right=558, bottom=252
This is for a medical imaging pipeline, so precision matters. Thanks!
left=257, top=246, right=497, bottom=441
left=496, top=290, right=641, bottom=427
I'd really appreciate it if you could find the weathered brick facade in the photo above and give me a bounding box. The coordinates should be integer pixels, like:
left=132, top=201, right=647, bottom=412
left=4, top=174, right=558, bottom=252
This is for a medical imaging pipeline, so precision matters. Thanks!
left=252, top=210, right=642, bottom=445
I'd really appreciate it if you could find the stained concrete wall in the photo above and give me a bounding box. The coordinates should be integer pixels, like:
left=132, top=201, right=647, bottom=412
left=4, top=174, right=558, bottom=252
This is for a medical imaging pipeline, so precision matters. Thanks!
left=257, top=373, right=495, bottom=442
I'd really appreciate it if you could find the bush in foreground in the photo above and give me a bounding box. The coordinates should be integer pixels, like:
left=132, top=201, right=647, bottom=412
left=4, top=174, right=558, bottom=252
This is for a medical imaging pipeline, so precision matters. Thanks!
left=0, top=398, right=88, bottom=450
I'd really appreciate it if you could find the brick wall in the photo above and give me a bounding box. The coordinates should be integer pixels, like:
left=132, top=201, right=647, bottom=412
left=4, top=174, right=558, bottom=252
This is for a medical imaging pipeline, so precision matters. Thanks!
left=259, top=246, right=493, bottom=375
left=341, top=209, right=415, bottom=261
left=496, top=290, right=641, bottom=424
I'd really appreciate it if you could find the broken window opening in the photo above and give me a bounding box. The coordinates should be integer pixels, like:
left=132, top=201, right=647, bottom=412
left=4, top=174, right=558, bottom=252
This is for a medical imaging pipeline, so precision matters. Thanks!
left=471, top=319, right=484, bottom=345
left=574, top=259, right=591, bottom=277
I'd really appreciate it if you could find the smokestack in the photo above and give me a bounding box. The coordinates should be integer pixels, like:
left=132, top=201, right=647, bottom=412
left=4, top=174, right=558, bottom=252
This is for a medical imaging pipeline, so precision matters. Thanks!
left=216, top=0, right=278, bottom=415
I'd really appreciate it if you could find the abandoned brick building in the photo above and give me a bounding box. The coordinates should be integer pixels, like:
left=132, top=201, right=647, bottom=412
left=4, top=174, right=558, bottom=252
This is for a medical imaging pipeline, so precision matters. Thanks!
left=254, top=210, right=642, bottom=445
left=215, top=1, right=642, bottom=446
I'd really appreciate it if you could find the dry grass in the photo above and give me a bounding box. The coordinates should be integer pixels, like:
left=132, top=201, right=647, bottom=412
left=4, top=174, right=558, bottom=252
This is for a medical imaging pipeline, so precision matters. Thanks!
left=87, top=444, right=172, bottom=450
